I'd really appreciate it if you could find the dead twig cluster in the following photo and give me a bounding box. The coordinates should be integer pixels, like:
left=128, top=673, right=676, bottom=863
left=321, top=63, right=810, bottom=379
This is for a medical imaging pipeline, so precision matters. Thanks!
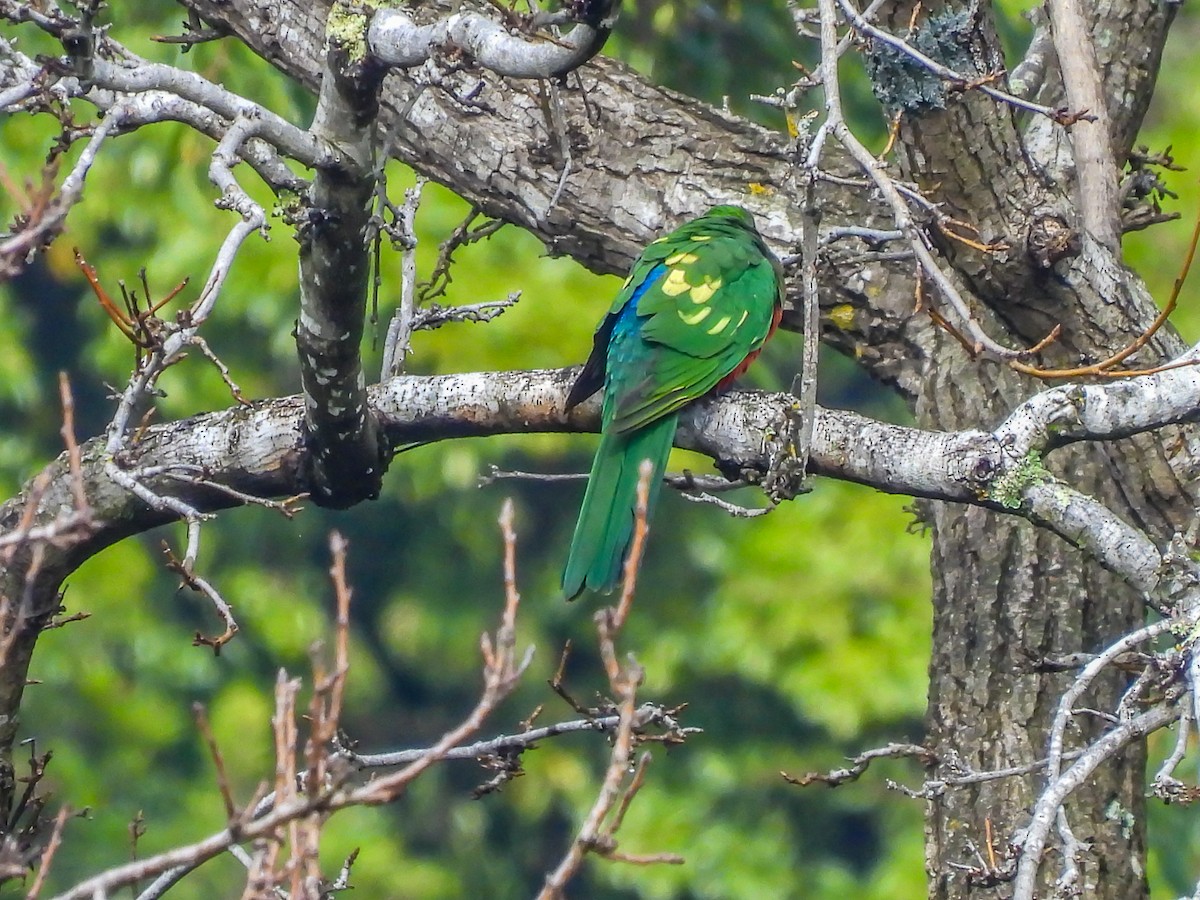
left=784, top=602, right=1200, bottom=899
left=41, top=521, right=530, bottom=897
left=74, top=249, right=267, bottom=652
left=539, top=462, right=686, bottom=898
left=36, top=489, right=697, bottom=897
left=378, top=189, right=519, bottom=379
left=792, top=0, right=1194, bottom=385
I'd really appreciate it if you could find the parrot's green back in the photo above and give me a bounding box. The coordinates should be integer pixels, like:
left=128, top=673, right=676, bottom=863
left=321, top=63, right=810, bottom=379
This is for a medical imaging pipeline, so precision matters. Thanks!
left=562, top=205, right=784, bottom=599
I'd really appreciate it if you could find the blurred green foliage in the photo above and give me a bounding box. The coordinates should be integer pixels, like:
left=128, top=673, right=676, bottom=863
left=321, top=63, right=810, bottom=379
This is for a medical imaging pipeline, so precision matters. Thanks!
left=0, top=1, right=1197, bottom=897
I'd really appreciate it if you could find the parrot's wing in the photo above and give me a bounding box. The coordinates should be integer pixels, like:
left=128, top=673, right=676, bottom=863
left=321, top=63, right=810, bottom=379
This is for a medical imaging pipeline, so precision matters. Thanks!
left=606, top=237, right=780, bottom=433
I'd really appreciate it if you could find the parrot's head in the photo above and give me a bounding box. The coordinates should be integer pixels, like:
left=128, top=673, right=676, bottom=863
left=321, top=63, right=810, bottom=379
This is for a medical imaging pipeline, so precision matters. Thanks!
left=703, top=204, right=757, bottom=231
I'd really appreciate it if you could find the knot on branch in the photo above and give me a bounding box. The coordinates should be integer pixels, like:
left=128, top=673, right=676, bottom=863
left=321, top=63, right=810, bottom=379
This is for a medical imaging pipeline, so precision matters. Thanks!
left=1027, top=214, right=1081, bottom=270
left=758, top=403, right=811, bottom=504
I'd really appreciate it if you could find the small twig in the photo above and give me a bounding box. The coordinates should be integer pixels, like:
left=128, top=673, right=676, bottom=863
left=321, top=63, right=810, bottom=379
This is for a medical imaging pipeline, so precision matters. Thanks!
left=412, top=294, right=521, bottom=331
left=538, top=462, right=678, bottom=896
left=548, top=640, right=595, bottom=717
left=418, top=209, right=506, bottom=304
left=25, top=806, right=70, bottom=900
left=543, top=79, right=573, bottom=220
left=1014, top=703, right=1180, bottom=900
left=157, top=540, right=240, bottom=653
left=783, top=742, right=934, bottom=787
left=819, top=226, right=905, bottom=247
left=193, top=704, right=237, bottom=821
left=1044, top=619, right=1177, bottom=787
left=794, top=173, right=821, bottom=490
left=1054, top=806, right=1084, bottom=894
left=328, top=849, right=360, bottom=891
left=291, top=704, right=699, bottom=792
left=381, top=178, right=425, bottom=378
left=1147, top=696, right=1185, bottom=796
left=480, top=466, right=585, bottom=486
left=537, top=660, right=644, bottom=898
left=354, top=503, right=532, bottom=806
left=612, top=461, right=653, bottom=633
left=606, top=751, right=651, bottom=836
left=324, top=531, right=353, bottom=749
left=678, top=491, right=773, bottom=517
left=190, top=335, right=249, bottom=406
left=57, top=373, right=90, bottom=516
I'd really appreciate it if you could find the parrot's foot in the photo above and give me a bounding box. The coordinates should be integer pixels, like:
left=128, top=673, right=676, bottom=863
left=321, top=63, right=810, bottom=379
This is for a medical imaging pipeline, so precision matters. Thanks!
left=759, top=405, right=812, bottom=504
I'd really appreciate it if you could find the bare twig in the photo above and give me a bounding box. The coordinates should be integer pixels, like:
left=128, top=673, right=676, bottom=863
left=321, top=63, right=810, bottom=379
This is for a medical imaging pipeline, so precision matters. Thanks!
left=1012, top=200, right=1200, bottom=379
left=1014, top=703, right=1181, bottom=899
left=783, top=742, right=934, bottom=787
left=1045, top=0, right=1120, bottom=251
left=56, top=374, right=88, bottom=516
left=193, top=704, right=237, bottom=822
left=380, top=178, right=425, bottom=379
left=678, top=490, right=773, bottom=517
left=352, top=502, right=532, bottom=806
left=25, top=806, right=70, bottom=900
left=794, top=174, right=821, bottom=488
left=1151, top=700, right=1193, bottom=796
left=538, top=463, right=679, bottom=896
left=814, top=0, right=1051, bottom=363
left=543, top=79, right=573, bottom=220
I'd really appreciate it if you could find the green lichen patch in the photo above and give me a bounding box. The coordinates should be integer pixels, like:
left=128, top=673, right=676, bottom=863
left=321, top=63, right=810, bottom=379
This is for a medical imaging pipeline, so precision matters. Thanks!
left=988, top=450, right=1052, bottom=510
left=326, top=0, right=395, bottom=63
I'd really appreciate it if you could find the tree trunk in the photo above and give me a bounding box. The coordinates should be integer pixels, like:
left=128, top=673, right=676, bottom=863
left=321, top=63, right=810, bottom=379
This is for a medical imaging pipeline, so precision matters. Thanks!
left=919, top=337, right=1147, bottom=898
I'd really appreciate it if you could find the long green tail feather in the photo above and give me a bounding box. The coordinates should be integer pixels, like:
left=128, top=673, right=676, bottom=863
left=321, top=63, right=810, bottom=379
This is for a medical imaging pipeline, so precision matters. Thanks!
left=561, top=414, right=677, bottom=599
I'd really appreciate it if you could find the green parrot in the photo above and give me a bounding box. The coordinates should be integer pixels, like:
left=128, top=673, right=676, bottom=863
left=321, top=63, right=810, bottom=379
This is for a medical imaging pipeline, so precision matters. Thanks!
left=562, top=205, right=785, bottom=599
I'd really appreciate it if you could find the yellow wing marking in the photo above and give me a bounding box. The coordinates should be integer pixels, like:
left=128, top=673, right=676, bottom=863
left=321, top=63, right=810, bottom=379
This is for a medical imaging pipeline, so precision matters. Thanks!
left=679, top=306, right=713, bottom=325
left=661, top=267, right=691, bottom=296
left=689, top=277, right=722, bottom=304
left=706, top=314, right=733, bottom=335
left=689, top=235, right=711, bottom=242
left=664, top=251, right=699, bottom=266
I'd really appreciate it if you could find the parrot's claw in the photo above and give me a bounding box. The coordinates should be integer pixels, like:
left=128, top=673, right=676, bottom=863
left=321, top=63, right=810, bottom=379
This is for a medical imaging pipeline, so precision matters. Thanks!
left=760, top=408, right=812, bottom=504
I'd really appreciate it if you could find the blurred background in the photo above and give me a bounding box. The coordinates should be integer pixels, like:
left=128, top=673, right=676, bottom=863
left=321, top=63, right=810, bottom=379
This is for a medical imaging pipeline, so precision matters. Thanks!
left=1, top=1, right=1197, bottom=896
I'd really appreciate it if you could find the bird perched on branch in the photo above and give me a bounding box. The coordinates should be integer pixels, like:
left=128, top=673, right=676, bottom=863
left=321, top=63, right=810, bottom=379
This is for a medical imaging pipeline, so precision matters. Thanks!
left=562, top=205, right=785, bottom=599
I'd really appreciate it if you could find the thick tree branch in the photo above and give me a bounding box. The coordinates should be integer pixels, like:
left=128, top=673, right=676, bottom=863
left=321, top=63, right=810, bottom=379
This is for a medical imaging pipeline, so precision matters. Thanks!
left=294, top=17, right=387, bottom=506
left=175, top=1, right=1188, bottom=404
left=368, top=1, right=621, bottom=79
left=1046, top=0, right=1121, bottom=253
left=5, top=361, right=1200, bottom=614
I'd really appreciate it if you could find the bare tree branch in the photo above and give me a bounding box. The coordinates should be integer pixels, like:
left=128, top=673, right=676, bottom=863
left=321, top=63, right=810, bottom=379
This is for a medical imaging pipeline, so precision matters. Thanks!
left=368, top=1, right=621, bottom=79
left=1046, top=0, right=1121, bottom=252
